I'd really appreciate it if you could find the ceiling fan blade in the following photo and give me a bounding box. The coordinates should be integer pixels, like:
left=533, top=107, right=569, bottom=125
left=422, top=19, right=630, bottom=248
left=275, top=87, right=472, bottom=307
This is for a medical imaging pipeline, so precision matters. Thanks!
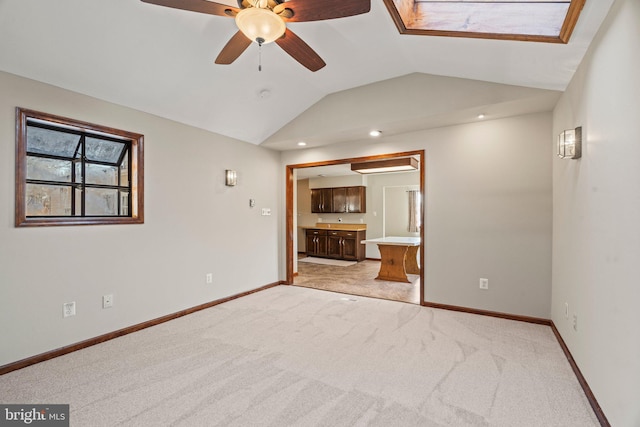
left=275, top=29, right=326, bottom=72
left=141, top=0, right=238, bottom=17
left=275, top=0, right=370, bottom=22
left=215, top=31, right=252, bottom=64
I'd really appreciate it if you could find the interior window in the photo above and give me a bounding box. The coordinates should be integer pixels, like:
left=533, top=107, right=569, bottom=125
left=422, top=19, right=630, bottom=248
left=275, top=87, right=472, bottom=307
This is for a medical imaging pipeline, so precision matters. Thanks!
left=15, top=108, right=144, bottom=226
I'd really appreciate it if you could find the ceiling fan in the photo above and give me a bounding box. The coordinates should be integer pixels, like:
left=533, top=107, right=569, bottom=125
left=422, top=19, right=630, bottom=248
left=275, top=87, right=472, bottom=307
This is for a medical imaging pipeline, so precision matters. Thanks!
left=141, top=0, right=371, bottom=72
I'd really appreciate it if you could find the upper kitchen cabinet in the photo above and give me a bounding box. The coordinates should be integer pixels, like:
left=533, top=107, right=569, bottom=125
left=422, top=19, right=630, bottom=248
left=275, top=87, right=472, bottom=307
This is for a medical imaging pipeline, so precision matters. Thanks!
left=311, top=186, right=366, bottom=213
left=333, top=186, right=366, bottom=213
left=311, top=188, right=333, bottom=213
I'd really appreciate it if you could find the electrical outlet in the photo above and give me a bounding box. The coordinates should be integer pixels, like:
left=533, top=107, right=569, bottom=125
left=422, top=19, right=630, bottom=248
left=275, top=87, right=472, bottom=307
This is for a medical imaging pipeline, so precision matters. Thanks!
left=479, top=278, right=489, bottom=290
left=261, top=208, right=271, bottom=216
left=573, top=314, right=578, bottom=331
left=102, top=294, right=113, bottom=309
left=206, top=273, right=213, bottom=284
left=564, top=303, right=569, bottom=319
left=63, top=302, right=76, bottom=318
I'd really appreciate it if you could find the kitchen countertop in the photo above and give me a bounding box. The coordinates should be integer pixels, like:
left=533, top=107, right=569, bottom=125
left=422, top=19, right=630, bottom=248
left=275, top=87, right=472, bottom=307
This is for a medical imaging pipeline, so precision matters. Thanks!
left=301, top=223, right=367, bottom=231
left=361, top=236, right=420, bottom=246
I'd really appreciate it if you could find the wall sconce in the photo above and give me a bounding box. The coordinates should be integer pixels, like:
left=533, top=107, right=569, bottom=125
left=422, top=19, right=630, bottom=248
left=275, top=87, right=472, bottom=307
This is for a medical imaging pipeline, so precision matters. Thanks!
left=225, top=169, right=237, bottom=186
left=557, top=126, right=582, bottom=159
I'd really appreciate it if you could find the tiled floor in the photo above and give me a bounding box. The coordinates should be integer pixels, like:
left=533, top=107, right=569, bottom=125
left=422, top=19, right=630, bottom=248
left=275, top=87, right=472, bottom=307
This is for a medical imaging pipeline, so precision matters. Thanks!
left=293, top=256, right=420, bottom=304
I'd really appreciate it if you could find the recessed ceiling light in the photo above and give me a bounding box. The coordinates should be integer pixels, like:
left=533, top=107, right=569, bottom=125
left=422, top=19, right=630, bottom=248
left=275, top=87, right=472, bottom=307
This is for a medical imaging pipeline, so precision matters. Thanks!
left=369, top=130, right=382, bottom=137
left=477, top=114, right=485, bottom=119
left=297, top=141, right=307, bottom=146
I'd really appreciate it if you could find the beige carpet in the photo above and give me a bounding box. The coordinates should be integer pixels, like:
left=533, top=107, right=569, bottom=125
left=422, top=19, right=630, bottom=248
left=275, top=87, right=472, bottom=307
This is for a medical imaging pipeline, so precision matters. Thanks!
left=0, top=286, right=598, bottom=426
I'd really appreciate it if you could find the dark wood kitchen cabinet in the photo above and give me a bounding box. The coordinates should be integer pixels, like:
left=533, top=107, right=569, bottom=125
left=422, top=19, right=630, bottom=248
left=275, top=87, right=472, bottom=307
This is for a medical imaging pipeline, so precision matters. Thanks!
left=341, top=231, right=364, bottom=260
left=311, top=186, right=366, bottom=213
left=327, top=232, right=343, bottom=259
left=305, top=229, right=328, bottom=257
left=333, top=186, right=366, bottom=213
left=310, top=188, right=333, bottom=213
left=308, top=229, right=366, bottom=261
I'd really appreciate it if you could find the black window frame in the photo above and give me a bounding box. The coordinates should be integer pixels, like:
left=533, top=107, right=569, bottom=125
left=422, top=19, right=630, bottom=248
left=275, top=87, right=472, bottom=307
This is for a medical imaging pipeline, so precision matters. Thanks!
left=15, top=108, right=144, bottom=227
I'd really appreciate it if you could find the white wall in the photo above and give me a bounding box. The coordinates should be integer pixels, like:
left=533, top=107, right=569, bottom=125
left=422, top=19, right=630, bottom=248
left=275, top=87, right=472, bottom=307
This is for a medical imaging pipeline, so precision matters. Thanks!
left=282, top=112, right=552, bottom=318
left=0, top=71, right=281, bottom=367
left=552, top=0, right=640, bottom=425
left=296, top=178, right=312, bottom=252
left=363, top=172, right=420, bottom=258
left=383, top=185, right=420, bottom=237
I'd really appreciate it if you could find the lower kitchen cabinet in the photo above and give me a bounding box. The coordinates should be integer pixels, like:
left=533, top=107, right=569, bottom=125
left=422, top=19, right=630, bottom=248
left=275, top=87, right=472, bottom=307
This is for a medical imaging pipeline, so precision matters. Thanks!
left=341, top=232, right=363, bottom=260
left=306, top=229, right=328, bottom=257
left=306, top=229, right=366, bottom=261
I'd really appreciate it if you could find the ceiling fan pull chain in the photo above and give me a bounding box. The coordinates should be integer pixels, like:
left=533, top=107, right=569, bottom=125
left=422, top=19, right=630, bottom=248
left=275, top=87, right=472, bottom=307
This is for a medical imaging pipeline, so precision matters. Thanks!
left=257, top=37, right=265, bottom=71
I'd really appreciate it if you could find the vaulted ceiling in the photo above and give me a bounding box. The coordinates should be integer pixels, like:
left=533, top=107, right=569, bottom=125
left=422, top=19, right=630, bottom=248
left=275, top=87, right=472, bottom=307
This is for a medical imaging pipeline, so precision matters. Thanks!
left=0, top=0, right=614, bottom=149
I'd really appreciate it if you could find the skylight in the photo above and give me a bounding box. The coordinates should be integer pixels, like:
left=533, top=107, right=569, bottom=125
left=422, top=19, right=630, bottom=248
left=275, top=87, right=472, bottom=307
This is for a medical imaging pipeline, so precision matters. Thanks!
left=383, top=0, right=586, bottom=43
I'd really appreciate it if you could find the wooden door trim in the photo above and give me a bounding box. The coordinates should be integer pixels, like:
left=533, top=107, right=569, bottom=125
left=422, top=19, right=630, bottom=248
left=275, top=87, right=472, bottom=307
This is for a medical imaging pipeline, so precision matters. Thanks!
left=285, top=150, right=426, bottom=305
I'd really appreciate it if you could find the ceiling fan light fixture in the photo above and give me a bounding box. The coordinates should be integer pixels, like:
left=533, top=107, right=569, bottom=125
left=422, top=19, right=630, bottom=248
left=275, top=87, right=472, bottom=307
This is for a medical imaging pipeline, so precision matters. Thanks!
left=235, top=7, right=286, bottom=44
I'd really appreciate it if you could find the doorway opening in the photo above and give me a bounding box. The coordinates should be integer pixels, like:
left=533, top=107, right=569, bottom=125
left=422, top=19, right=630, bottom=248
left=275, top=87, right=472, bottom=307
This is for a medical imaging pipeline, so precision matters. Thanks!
left=285, top=150, right=425, bottom=305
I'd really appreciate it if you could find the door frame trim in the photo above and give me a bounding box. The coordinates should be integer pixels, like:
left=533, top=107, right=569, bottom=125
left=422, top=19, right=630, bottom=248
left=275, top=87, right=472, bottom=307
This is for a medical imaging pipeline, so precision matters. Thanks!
left=285, top=150, right=425, bottom=305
